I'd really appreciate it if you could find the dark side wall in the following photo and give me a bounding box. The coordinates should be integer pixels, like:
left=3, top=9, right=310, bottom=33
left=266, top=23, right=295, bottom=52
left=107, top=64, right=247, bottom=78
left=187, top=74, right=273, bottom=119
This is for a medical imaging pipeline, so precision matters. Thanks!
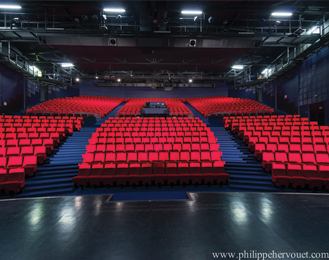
left=262, top=46, right=329, bottom=125
left=78, top=81, right=228, bottom=98
left=0, top=64, right=79, bottom=114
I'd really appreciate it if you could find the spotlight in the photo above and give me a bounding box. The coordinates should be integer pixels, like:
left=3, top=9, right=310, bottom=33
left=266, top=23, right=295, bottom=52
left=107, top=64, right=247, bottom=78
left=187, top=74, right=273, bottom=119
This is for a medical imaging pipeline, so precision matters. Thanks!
left=95, top=75, right=99, bottom=79
left=61, top=63, right=74, bottom=67
left=232, top=65, right=244, bottom=69
left=189, top=79, right=193, bottom=83
left=12, top=17, right=20, bottom=26
left=117, top=78, right=121, bottom=82
left=76, top=77, right=80, bottom=82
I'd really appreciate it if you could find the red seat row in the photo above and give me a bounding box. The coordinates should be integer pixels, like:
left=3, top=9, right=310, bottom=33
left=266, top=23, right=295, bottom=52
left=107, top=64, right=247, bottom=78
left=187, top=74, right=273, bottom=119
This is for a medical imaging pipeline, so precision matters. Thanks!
left=26, top=96, right=124, bottom=118
left=0, top=115, right=83, bottom=130
left=85, top=143, right=220, bottom=153
left=82, top=151, right=223, bottom=163
left=0, top=147, right=47, bottom=164
left=89, top=137, right=217, bottom=145
left=224, top=115, right=329, bottom=190
left=186, top=97, right=274, bottom=117
left=73, top=117, right=229, bottom=187
left=117, top=98, right=192, bottom=117
left=73, top=161, right=227, bottom=187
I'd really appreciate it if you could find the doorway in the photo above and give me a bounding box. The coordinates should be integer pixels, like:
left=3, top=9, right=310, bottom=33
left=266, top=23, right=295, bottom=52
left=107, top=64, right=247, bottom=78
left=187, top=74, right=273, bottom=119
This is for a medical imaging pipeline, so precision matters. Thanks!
left=309, top=101, right=325, bottom=126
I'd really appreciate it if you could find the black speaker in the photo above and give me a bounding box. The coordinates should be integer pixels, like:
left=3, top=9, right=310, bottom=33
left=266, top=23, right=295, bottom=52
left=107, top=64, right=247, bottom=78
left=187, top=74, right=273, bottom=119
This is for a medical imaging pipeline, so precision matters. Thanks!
left=189, top=39, right=196, bottom=47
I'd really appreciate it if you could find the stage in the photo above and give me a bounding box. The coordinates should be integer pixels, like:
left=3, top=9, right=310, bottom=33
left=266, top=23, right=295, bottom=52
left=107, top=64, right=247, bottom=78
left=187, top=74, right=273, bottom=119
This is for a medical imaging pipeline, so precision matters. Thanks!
left=0, top=192, right=328, bottom=260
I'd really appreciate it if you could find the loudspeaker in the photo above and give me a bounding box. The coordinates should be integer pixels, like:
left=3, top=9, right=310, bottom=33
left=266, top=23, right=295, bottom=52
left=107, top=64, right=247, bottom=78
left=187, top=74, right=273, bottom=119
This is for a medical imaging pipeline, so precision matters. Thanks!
left=109, top=38, right=117, bottom=46
left=189, top=39, right=196, bottom=47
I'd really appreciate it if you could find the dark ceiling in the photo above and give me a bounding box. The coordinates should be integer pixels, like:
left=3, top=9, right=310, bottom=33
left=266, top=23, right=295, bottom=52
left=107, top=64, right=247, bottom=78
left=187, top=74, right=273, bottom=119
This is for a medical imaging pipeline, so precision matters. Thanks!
left=1, top=0, right=329, bottom=82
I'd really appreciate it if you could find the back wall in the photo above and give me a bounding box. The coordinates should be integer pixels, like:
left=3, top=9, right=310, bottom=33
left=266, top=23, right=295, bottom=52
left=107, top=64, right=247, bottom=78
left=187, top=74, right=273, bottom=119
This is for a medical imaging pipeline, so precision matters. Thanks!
left=78, top=81, right=228, bottom=98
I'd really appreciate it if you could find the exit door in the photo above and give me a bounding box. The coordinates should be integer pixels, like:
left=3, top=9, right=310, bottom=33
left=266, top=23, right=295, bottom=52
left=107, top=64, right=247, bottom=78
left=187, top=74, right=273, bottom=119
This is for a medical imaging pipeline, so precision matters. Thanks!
left=309, top=101, right=325, bottom=126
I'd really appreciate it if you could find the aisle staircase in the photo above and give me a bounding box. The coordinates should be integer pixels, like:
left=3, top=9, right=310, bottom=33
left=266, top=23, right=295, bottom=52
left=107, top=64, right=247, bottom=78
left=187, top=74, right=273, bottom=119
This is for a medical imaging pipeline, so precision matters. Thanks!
left=15, top=102, right=126, bottom=198
left=184, top=103, right=279, bottom=192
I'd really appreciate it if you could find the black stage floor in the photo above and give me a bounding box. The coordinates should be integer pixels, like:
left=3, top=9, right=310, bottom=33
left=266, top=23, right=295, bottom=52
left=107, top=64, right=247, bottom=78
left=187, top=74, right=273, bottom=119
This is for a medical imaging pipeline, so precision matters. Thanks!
left=0, top=193, right=328, bottom=260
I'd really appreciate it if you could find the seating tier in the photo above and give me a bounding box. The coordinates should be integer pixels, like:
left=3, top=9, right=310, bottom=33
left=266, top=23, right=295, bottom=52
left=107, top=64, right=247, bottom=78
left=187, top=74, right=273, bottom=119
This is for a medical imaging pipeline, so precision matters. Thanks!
left=26, top=96, right=124, bottom=118
left=73, top=117, right=229, bottom=187
left=186, top=97, right=274, bottom=117
left=0, top=115, right=83, bottom=194
left=223, top=115, right=329, bottom=190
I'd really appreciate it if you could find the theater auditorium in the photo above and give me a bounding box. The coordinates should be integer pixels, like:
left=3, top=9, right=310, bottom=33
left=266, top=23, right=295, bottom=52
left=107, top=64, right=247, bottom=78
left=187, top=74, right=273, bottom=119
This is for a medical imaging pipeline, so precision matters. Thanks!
left=0, top=1, right=329, bottom=259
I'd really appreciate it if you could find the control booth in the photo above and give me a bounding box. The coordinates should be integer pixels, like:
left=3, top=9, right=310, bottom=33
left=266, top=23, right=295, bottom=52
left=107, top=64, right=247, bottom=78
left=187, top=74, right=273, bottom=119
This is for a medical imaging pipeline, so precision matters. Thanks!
left=141, top=101, right=169, bottom=117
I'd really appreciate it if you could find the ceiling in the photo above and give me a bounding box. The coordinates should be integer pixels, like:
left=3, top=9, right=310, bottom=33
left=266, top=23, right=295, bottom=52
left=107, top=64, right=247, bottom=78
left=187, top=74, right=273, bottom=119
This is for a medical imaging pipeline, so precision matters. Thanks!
left=1, top=0, right=329, bottom=84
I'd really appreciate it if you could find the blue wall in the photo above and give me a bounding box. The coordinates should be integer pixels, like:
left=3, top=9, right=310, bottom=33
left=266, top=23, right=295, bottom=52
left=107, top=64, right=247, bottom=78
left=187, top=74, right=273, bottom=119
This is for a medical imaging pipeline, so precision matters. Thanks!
left=227, top=85, right=256, bottom=100
left=48, top=85, right=79, bottom=100
left=79, top=81, right=228, bottom=98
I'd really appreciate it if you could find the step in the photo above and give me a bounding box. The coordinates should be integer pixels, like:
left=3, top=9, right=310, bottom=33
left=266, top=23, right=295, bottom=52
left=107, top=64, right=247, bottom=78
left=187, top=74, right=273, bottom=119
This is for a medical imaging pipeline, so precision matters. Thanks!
left=229, top=179, right=275, bottom=187
left=224, top=166, right=264, bottom=172
left=229, top=184, right=279, bottom=192
left=23, top=182, right=74, bottom=192
left=225, top=162, right=263, bottom=167
left=25, top=177, right=73, bottom=187
left=32, top=172, right=77, bottom=181
left=229, top=174, right=272, bottom=181
left=15, top=187, right=75, bottom=198
left=34, top=168, right=79, bottom=175
left=37, top=164, right=79, bottom=171
left=40, top=161, right=81, bottom=166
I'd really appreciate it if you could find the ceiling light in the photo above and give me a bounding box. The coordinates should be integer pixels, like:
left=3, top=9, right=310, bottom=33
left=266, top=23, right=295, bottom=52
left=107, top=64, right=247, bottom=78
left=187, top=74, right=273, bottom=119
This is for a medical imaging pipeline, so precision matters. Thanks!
left=95, top=76, right=99, bottom=79
left=181, top=10, right=202, bottom=15
left=232, top=65, right=244, bottom=69
left=189, top=79, right=193, bottom=83
left=117, top=78, right=121, bottom=82
left=271, top=12, right=293, bottom=17
left=103, top=8, right=125, bottom=13
left=61, top=63, right=74, bottom=67
left=76, top=78, right=80, bottom=82
left=0, top=5, right=21, bottom=9
left=262, top=69, right=269, bottom=74
left=306, top=26, right=319, bottom=35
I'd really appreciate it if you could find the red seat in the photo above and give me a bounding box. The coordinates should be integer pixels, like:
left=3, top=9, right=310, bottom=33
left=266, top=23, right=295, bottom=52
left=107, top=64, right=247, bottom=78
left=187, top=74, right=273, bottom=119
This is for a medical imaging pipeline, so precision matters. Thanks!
left=302, top=153, right=316, bottom=164
left=316, top=154, right=329, bottom=165
left=7, top=156, right=23, bottom=169
left=3, top=168, right=25, bottom=194
left=138, top=152, right=148, bottom=162
left=169, top=152, right=180, bottom=161
left=262, top=152, right=275, bottom=172
left=275, top=152, right=288, bottom=163
left=23, top=156, right=37, bottom=176
left=89, top=164, right=104, bottom=186
left=34, top=146, right=47, bottom=164
left=149, top=152, right=159, bottom=162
